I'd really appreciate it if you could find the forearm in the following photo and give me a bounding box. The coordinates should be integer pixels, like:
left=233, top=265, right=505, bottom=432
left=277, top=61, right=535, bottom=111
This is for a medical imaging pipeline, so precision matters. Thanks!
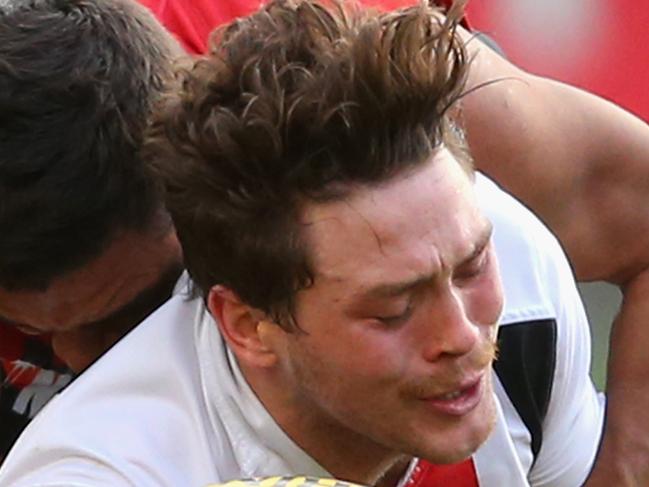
left=585, top=271, right=649, bottom=486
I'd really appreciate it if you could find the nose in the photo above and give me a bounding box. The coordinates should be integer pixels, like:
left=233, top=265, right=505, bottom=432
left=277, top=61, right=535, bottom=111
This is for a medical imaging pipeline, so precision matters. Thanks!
left=420, top=287, right=483, bottom=362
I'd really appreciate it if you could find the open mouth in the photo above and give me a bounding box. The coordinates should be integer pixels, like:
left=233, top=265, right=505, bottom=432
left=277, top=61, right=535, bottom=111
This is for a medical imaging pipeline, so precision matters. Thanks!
left=423, top=375, right=484, bottom=416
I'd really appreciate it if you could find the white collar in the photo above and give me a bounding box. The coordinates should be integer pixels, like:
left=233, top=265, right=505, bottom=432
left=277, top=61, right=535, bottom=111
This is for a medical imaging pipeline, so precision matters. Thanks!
left=194, top=301, right=331, bottom=479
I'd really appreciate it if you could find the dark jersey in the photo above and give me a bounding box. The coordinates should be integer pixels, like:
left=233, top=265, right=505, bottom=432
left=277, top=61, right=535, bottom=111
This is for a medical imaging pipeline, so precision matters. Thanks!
left=0, top=325, right=72, bottom=457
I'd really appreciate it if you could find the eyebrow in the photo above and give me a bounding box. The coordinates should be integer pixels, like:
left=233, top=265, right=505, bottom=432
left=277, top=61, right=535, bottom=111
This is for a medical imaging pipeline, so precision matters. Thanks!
left=358, top=222, right=494, bottom=300
left=0, top=262, right=184, bottom=333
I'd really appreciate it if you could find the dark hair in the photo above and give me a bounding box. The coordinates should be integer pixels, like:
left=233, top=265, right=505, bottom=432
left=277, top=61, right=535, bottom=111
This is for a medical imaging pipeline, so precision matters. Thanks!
left=147, top=0, right=471, bottom=328
left=0, top=0, right=179, bottom=290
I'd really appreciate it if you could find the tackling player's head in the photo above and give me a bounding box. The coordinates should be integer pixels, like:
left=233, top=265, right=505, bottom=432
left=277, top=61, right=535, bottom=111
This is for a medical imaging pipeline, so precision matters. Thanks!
left=0, top=0, right=184, bottom=369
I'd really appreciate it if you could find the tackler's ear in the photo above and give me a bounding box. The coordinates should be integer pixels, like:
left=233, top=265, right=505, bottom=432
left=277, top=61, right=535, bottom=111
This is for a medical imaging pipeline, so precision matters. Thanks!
left=207, top=285, right=282, bottom=368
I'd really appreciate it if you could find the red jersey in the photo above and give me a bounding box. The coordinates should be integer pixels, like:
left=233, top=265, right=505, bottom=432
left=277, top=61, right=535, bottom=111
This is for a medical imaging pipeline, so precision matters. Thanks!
left=407, top=459, right=479, bottom=487
left=140, top=0, right=469, bottom=54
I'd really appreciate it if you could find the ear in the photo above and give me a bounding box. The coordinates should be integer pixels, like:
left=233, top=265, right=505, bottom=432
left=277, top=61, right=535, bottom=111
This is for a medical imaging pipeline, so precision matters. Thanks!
left=207, top=285, right=283, bottom=368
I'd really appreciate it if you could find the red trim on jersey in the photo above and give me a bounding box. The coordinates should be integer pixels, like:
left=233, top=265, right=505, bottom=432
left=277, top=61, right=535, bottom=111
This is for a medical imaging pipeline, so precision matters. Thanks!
left=1, top=358, right=41, bottom=388
left=140, top=0, right=470, bottom=55
left=407, top=458, right=479, bottom=487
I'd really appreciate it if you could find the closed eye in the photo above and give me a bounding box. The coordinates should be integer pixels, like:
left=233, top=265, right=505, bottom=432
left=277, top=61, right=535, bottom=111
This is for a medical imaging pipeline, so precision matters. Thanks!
left=453, top=248, right=489, bottom=284
left=373, top=303, right=414, bottom=326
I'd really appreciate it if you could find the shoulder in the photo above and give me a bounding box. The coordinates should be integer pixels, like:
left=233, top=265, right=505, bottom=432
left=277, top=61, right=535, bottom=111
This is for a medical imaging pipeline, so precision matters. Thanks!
left=0, top=295, right=219, bottom=487
left=475, top=173, right=603, bottom=486
left=475, top=173, right=573, bottom=323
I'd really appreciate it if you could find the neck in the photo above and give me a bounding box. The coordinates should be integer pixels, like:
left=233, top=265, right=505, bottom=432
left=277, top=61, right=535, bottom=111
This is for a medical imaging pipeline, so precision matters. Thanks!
left=241, top=364, right=412, bottom=485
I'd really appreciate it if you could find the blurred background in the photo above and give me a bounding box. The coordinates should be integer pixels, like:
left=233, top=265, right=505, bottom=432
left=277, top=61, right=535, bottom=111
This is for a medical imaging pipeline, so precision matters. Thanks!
left=468, top=0, right=649, bottom=120
left=465, top=0, right=649, bottom=390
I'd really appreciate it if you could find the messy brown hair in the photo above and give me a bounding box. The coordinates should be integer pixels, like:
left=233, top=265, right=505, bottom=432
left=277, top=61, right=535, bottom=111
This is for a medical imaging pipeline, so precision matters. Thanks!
left=146, top=0, right=471, bottom=328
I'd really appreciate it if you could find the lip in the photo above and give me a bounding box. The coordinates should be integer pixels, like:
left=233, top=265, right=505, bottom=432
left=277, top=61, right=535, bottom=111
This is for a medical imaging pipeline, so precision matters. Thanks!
left=421, top=374, right=485, bottom=417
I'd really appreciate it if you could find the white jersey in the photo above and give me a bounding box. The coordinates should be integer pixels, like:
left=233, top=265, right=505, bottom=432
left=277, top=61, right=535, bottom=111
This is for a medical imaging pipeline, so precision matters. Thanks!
left=0, top=174, right=603, bottom=487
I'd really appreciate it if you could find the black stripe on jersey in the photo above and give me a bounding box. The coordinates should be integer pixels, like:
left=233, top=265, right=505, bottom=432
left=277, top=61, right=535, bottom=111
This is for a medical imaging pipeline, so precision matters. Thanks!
left=494, top=319, right=557, bottom=463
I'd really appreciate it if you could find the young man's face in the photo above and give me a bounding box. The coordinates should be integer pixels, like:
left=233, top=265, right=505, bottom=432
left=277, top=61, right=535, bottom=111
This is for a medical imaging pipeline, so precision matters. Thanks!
left=275, top=149, right=503, bottom=466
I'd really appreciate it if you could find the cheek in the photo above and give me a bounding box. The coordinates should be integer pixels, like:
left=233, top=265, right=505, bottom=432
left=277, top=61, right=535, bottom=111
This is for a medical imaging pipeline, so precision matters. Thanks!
left=464, top=266, right=504, bottom=327
left=300, top=326, right=411, bottom=385
left=292, top=298, right=413, bottom=386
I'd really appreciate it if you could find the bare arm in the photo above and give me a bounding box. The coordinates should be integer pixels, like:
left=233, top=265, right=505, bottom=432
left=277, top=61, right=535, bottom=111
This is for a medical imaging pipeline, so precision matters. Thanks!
left=459, top=28, right=649, bottom=485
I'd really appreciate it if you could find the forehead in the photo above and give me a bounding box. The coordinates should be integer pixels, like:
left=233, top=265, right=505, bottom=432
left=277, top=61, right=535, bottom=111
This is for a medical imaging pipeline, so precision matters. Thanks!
left=301, top=149, right=486, bottom=287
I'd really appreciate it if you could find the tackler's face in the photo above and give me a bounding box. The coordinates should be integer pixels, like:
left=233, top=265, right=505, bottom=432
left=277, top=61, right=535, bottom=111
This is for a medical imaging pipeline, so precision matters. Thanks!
left=0, top=230, right=183, bottom=371
left=276, top=148, right=503, bottom=464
